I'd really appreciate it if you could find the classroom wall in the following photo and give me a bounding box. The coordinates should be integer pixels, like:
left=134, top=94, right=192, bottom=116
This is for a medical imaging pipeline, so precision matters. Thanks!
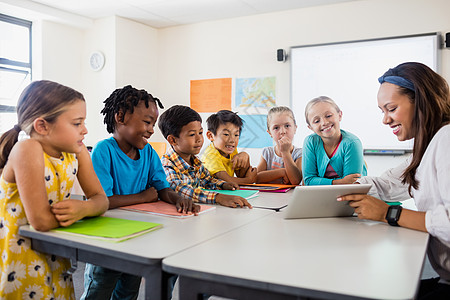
left=155, top=0, right=450, bottom=175
left=115, top=17, right=159, bottom=91
left=81, top=16, right=160, bottom=146
left=38, top=20, right=84, bottom=91
left=18, top=10, right=159, bottom=146
left=81, top=17, right=116, bottom=146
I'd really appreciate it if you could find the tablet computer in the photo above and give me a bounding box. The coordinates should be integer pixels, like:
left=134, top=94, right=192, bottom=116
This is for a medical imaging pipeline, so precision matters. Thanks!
left=283, top=184, right=372, bottom=219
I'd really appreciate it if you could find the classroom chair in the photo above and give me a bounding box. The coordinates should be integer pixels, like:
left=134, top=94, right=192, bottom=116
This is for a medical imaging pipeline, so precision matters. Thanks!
left=149, top=141, right=167, bottom=157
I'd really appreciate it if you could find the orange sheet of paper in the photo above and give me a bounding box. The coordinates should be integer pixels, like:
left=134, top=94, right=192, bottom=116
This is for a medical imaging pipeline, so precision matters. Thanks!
left=190, top=78, right=232, bottom=112
left=239, top=183, right=297, bottom=192
left=120, top=201, right=215, bottom=218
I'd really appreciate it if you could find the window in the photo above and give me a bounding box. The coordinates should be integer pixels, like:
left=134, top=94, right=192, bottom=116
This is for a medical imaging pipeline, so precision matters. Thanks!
left=0, top=13, right=32, bottom=134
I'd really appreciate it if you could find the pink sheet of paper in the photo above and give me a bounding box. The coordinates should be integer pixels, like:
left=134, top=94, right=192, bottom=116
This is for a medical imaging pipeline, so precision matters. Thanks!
left=120, top=201, right=215, bottom=218
left=264, top=188, right=291, bottom=193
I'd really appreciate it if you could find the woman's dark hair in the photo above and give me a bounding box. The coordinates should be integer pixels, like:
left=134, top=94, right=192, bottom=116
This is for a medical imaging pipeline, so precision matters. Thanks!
left=0, top=80, right=84, bottom=172
left=381, top=62, right=450, bottom=193
left=101, top=85, right=163, bottom=134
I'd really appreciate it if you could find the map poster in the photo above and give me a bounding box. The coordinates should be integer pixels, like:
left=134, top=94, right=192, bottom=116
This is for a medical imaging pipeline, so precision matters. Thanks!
left=190, top=78, right=232, bottom=112
left=235, top=77, right=276, bottom=109
left=239, top=114, right=273, bottom=149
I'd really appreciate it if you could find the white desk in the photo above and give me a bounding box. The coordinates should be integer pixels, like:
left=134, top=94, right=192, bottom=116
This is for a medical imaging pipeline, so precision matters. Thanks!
left=19, top=205, right=273, bottom=300
left=163, top=212, right=430, bottom=300
left=248, top=189, right=292, bottom=211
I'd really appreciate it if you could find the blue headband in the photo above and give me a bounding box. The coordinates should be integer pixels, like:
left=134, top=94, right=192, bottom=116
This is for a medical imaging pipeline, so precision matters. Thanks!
left=378, top=75, right=415, bottom=92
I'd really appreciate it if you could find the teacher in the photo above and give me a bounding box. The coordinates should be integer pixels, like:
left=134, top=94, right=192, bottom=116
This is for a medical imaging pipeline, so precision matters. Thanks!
left=338, top=62, right=450, bottom=300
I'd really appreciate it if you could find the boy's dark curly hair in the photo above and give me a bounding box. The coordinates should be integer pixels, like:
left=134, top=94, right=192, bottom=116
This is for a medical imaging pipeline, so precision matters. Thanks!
left=101, top=85, right=163, bottom=133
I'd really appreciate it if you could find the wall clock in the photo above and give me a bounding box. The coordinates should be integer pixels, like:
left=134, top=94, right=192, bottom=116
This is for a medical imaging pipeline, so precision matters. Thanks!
left=89, top=51, right=105, bottom=71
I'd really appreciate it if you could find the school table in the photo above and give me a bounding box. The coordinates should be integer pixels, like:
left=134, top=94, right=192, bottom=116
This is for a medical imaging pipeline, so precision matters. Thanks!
left=19, top=202, right=275, bottom=300
left=163, top=212, right=430, bottom=300
left=248, top=189, right=292, bottom=211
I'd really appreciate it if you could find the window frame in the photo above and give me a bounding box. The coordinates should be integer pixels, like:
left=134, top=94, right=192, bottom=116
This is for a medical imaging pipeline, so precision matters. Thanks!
left=0, top=13, right=32, bottom=114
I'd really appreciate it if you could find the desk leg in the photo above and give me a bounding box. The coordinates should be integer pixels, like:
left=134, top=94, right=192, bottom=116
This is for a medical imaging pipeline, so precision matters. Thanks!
left=142, top=267, right=161, bottom=300
left=78, top=250, right=163, bottom=300
left=178, top=276, right=300, bottom=300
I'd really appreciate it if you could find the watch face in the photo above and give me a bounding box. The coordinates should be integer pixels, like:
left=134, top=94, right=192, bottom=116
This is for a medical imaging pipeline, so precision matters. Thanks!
left=388, top=208, right=398, bottom=218
left=90, top=52, right=105, bottom=71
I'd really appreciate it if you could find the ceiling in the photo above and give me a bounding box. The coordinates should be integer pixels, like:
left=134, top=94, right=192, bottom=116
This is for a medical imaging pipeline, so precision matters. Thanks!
left=28, top=0, right=359, bottom=28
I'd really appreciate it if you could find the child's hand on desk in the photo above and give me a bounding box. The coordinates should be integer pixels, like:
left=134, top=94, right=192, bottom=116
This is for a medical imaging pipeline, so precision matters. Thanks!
left=51, top=199, right=86, bottom=227
left=142, top=186, right=158, bottom=203
left=222, top=182, right=239, bottom=191
left=160, top=188, right=200, bottom=215
left=245, top=167, right=258, bottom=183
left=333, top=173, right=361, bottom=185
left=215, top=194, right=252, bottom=209
left=231, top=152, right=250, bottom=170
left=281, top=171, right=290, bottom=185
left=175, top=196, right=201, bottom=215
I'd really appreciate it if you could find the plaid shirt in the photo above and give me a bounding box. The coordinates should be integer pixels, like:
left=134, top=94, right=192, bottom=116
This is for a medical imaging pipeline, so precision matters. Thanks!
left=161, top=147, right=226, bottom=204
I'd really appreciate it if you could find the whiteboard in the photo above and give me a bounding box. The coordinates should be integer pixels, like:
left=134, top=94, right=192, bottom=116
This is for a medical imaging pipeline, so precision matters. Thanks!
left=291, top=33, right=439, bottom=151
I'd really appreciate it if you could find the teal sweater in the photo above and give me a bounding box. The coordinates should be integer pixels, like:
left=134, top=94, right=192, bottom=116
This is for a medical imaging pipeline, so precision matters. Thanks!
left=302, top=130, right=367, bottom=185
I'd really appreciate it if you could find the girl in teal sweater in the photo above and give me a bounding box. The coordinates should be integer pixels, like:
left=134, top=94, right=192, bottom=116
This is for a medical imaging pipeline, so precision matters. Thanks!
left=302, top=96, right=367, bottom=185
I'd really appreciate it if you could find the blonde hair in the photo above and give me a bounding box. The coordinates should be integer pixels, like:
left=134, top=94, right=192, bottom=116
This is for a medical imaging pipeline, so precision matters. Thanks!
left=304, top=96, right=341, bottom=125
left=0, top=80, right=84, bottom=170
left=267, top=106, right=296, bottom=130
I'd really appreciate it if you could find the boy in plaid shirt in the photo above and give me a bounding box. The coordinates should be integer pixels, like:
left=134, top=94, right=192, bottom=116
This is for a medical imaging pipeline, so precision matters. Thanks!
left=158, top=105, right=252, bottom=208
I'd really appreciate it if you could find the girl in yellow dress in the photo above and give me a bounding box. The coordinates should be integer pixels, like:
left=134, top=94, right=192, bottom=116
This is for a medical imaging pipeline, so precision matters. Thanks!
left=0, top=80, right=109, bottom=299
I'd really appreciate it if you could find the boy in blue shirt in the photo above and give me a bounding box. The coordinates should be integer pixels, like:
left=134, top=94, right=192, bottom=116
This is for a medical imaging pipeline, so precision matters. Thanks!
left=158, top=105, right=251, bottom=208
left=81, top=86, right=198, bottom=300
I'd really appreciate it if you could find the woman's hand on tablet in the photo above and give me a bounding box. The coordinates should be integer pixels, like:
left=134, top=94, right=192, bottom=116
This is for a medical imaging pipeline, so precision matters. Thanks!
left=337, top=194, right=388, bottom=222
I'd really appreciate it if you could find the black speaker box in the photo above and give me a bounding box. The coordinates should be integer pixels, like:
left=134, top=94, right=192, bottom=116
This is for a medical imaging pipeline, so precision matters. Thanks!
left=277, top=49, right=286, bottom=62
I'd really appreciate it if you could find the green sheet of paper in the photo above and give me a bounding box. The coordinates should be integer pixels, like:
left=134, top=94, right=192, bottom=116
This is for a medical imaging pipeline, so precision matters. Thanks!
left=204, top=189, right=259, bottom=199
left=53, top=216, right=162, bottom=242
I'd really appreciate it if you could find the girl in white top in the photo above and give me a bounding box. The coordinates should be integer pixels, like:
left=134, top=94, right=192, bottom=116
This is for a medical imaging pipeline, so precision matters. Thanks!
left=338, top=62, right=450, bottom=299
left=256, top=106, right=302, bottom=185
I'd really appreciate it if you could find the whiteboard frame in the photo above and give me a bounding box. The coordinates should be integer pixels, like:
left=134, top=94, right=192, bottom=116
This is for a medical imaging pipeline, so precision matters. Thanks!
left=290, top=32, right=440, bottom=152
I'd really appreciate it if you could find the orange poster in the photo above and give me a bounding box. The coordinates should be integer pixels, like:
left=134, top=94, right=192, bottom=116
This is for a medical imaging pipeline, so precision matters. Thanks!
left=190, top=78, right=232, bottom=112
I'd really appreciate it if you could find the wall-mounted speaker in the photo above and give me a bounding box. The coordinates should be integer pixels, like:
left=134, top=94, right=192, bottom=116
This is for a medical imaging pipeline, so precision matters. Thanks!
left=277, top=49, right=286, bottom=62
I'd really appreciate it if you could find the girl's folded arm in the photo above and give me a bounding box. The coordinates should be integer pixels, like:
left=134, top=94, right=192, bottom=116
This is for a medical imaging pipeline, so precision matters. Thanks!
left=12, top=140, right=60, bottom=231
